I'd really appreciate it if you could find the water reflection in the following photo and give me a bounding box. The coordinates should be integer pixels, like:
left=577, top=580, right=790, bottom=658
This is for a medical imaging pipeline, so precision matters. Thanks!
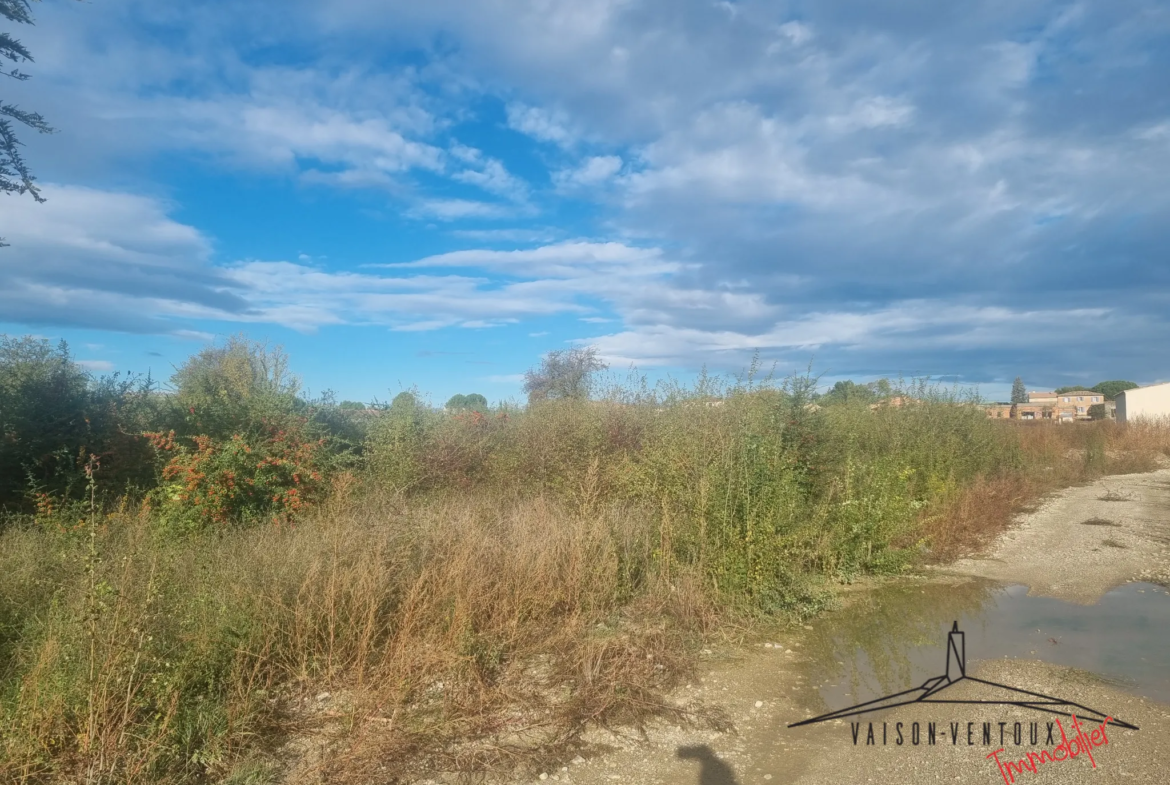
left=802, top=580, right=1170, bottom=713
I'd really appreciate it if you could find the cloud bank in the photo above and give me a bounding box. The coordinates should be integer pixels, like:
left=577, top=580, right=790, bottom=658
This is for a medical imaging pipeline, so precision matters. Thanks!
left=5, top=0, right=1170, bottom=388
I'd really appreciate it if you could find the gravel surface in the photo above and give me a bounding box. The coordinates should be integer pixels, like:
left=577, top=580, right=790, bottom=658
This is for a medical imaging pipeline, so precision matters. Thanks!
left=942, top=468, right=1170, bottom=603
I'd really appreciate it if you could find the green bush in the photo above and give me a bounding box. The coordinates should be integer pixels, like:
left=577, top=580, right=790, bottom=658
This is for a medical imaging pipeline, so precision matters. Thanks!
left=365, top=391, right=433, bottom=491
left=0, top=336, right=158, bottom=512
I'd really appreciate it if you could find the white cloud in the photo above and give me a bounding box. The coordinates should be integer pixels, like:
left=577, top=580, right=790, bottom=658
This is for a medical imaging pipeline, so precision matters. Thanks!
left=163, top=96, right=446, bottom=183
left=405, top=199, right=518, bottom=221
left=554, top=155, right=623, bottom=189
left=77, top=360, right=115, bottom=372
left=506, top=103, right=578, bottom=146
left=215, top=240, right=698, bottom=334
left=389, top=241, right=680, bottom=279
left=223, top=250, right=610, bottom=333
left=621, top=102, right=896, bottom=211
left=460, top=319, right=518, bottom=328
left=450, top=227, right=561, bottom=243
left=824, top=96, right=916, bottom=133
left=299, top=168, right=400, bottom=189
left=13, top=0, right=1170, bottom=387
left=1137, top=122, right=1170, bottom=141
left=392, top=319, right=458, bottom=332
left=1, top=201, right=685, bottom=336
left=451, top=156, right=530, bottom=201
left=777, top=21, right=813, bottom=46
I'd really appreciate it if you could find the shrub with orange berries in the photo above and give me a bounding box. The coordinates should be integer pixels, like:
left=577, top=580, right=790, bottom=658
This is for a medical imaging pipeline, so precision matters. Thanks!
left=146, top=420, right=326, bottom=532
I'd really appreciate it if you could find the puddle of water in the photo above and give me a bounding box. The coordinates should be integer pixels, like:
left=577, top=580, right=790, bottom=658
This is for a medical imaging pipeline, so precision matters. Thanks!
left=802, top=580, right=1170, bottom=714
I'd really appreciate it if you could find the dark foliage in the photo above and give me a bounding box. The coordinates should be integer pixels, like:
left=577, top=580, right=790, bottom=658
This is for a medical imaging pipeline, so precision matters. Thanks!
left=0, top=336, right=157, bottom=510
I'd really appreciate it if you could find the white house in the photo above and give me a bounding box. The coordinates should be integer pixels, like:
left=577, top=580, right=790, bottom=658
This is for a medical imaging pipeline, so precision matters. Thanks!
left=1116, top=382, right=1170, bottom=422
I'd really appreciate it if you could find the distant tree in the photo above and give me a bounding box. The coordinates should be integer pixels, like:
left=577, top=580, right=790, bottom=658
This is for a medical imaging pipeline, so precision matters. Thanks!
left=820, top=380, right=876, bottom=405
left=1090, top=381, right=1138, bottom=401
left=445, top=392, right=488, bottom=412
left=1088, top=403, right=1108, bottom=420
left=172, top=335, right=299, bottom=406
left=819, top=378, right=900, bottom=406
left=1011, top=377, right=1027, bottom=404
left=523, top=346, right=607, bottom=404
left=391, top=391, right=419, bottom=413
left=170, top=335, right=301, bottom=438
left=337, top=400, right=365, bottom=410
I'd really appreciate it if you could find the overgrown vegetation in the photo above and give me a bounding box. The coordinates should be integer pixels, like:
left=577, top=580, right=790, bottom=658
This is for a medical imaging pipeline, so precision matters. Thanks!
left=2, top=333, right=1169, bottom=783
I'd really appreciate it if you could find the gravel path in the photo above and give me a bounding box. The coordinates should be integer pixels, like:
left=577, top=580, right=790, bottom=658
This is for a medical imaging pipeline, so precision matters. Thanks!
left=942, top=467, right=1170, bottom=602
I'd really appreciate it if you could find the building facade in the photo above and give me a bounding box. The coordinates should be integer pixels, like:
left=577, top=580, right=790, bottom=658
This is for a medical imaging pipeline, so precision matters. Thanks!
left=986, top=389, right=1106, bottom=421
left=1116, top=382, right=1170, bottom=422
left=1050, top=390, right=1104, bottom=420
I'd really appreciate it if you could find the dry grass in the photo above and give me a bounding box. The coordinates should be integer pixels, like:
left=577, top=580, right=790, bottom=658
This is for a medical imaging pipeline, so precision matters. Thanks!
left=0, top=485, right=723, bottom=784
left=920, top=473, right=1040, bottom=561
left=923, top=420, right=1170, bottom=560
left=257, top=491, right=727, bottom=783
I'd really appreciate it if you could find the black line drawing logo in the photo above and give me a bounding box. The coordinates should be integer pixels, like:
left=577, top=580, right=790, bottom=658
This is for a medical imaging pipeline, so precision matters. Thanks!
left=788, top=621, right=1139, bottom=731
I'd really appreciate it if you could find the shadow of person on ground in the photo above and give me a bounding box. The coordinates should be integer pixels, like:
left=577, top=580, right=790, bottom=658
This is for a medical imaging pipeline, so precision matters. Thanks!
left=676, top=745, right=741, bottom=785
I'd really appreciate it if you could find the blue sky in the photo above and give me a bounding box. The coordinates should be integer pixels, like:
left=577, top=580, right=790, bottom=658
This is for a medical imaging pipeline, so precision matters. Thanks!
left=3, top=0, right=1169, bottom=405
